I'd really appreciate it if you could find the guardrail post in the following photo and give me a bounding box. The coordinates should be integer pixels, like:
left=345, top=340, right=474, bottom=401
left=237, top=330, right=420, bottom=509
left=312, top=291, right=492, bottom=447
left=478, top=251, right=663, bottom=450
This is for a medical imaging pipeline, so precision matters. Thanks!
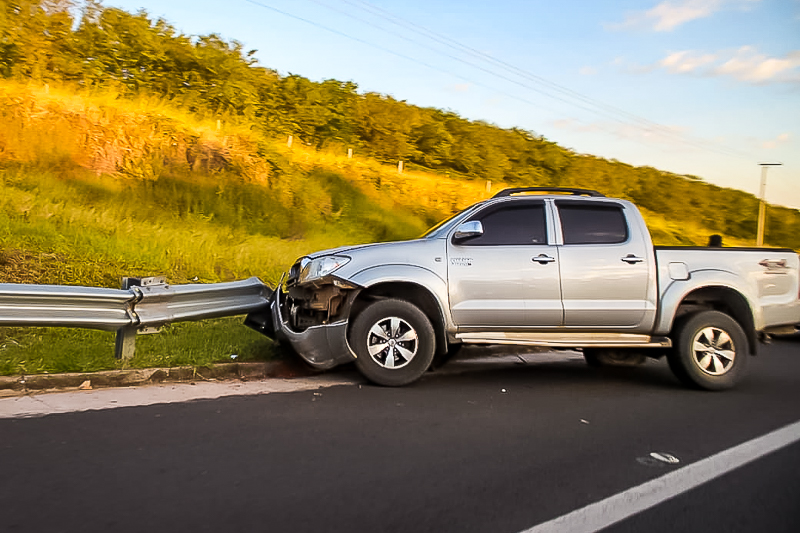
left=114, top=324, right=137, bottom=360
left=114, top=277, right=139, bottom=360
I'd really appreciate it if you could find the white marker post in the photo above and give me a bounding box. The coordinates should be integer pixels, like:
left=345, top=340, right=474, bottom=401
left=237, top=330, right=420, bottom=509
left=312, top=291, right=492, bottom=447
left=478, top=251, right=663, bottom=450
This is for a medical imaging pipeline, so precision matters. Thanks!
left=756, top=162, right=781, bottom=247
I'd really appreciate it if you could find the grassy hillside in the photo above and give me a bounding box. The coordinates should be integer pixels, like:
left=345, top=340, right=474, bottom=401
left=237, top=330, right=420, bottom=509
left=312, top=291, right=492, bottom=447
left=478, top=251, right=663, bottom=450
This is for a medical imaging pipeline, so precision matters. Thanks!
left=0, top=82, right=791, bottom=376
left=0, top=82, right=762, bottom=283
left=0, top=83, right=483, bottom=375
left=2, top=0, right=797, bottom=377
left=2, top=0, right=797, bottom=254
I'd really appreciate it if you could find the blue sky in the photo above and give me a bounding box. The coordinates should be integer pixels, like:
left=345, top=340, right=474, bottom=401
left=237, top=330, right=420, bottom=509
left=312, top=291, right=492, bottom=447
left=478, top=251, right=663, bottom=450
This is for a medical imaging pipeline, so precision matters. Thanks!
left=107, top=0, right=800, bottom=209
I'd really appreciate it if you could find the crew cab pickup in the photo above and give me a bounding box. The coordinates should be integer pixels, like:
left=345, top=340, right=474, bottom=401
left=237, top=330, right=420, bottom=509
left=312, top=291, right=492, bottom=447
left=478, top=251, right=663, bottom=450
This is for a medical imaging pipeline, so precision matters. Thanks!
left=246, top=187, right=800, bottom=389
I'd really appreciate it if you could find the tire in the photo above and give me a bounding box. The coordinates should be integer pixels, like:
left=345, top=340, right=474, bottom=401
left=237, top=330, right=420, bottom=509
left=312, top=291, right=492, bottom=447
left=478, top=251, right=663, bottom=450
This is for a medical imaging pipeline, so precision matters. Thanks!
left=350, top=299, right=436, bottom=386
left=667, top=310, right=749, bottom=391
left=583, top=348, right=646, bottom=367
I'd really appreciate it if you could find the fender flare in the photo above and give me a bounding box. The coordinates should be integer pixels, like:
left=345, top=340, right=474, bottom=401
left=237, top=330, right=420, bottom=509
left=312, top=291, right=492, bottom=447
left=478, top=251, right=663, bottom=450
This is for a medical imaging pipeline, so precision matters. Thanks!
left=655, top=269, right=759, bottom=335
left=348, top=264, right=453, bottom=353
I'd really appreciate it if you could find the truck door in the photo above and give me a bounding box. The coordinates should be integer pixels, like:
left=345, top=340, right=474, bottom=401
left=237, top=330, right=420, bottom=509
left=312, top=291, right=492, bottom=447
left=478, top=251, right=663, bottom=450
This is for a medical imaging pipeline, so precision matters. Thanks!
left=555, top=200, right=652, bottom=328
left=447, top=200, right=563, bottom=328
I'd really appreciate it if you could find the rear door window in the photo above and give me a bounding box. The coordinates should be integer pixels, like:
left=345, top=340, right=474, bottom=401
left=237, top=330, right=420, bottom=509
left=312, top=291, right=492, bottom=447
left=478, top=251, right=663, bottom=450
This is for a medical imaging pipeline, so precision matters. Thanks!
left=556, top=202, right=628, bottom=245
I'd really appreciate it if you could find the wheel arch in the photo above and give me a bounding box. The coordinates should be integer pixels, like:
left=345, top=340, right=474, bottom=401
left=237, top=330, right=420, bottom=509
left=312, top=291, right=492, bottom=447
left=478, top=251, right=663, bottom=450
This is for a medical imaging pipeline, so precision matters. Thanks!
left=349, top=281, right=449, bottom=356
left=668, top=285, right=757, bottom=355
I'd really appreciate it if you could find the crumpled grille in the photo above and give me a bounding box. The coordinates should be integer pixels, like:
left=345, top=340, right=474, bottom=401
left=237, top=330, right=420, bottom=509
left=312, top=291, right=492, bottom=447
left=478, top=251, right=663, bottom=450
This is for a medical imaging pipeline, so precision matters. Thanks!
left=287, top=261, right=301, bottom=286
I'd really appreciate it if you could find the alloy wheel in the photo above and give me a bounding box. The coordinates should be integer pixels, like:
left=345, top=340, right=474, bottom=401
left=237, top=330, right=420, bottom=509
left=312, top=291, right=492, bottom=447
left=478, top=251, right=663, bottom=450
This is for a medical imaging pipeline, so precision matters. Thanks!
left=692, top=326, right=736, bottom=376
left=366, top=316, right=418, bottom=369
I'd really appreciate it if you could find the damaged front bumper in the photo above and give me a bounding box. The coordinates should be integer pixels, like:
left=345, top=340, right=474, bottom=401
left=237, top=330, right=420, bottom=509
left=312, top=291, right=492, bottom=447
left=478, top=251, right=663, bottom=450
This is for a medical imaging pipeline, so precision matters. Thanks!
left=244, top=286, right=356, bottom=370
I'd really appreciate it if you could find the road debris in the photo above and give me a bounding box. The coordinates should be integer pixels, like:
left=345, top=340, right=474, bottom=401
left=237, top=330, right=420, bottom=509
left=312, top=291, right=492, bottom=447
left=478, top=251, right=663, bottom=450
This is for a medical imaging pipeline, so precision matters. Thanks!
left=650, top=452, right=680, bottom=464
left=636, top=452, right=680, bottom=467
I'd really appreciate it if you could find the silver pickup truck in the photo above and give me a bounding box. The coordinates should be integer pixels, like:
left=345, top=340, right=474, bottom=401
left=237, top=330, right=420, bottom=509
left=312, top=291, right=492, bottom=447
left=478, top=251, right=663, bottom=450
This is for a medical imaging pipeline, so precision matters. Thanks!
left=246, top=187, right=800, bottom=390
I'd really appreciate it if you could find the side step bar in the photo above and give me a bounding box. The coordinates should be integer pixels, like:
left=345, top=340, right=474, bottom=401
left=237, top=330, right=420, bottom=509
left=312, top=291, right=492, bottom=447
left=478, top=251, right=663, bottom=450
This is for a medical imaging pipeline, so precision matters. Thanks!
left=455, top=332, right=672, bottom=349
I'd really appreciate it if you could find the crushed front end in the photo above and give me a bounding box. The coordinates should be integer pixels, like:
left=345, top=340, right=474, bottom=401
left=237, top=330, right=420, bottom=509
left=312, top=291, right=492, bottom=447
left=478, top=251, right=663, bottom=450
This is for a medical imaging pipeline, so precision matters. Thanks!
left=245, top=255, right=362, bottom=369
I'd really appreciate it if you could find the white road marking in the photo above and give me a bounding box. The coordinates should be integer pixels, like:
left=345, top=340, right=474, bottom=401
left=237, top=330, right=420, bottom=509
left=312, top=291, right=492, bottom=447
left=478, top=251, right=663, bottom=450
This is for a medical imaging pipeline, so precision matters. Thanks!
left=521, top=419, right=800, bottom=533
left=0, top=376, right=358, bottom=419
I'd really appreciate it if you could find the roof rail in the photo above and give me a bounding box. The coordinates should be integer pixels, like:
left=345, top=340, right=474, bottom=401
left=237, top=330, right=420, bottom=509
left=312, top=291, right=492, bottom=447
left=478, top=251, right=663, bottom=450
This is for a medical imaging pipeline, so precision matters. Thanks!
left=492, top=187, right=605, bottom=198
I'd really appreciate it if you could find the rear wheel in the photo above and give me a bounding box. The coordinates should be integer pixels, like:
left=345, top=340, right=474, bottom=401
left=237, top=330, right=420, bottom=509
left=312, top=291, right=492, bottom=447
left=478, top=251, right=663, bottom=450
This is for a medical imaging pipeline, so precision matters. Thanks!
left=350, top=299, right=435, bottom=386
left=667, top=310, right=748, bottom=391
left=583, top=348, right=646, bottom=367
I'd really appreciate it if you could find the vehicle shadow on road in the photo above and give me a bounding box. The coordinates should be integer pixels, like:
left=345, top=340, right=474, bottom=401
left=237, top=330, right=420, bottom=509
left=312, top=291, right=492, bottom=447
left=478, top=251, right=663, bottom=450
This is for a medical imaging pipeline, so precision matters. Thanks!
left=420, top=350, right=683, bottom=392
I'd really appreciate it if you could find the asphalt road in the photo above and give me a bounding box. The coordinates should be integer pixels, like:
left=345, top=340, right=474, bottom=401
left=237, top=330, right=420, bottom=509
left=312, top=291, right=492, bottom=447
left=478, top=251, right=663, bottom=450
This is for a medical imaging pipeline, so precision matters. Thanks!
left=2, top=339, right=799, bottom=533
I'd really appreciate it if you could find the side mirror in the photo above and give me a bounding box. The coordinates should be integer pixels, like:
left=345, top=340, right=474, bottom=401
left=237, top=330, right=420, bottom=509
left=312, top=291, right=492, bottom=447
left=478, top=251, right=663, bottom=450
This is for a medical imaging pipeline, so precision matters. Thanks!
left=453, top=221, right=484, bottom=240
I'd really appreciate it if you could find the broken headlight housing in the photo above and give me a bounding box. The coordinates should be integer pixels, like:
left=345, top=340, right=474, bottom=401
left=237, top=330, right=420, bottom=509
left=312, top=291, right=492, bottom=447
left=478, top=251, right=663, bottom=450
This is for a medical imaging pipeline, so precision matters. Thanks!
left=298, top=256, right=351, bottom=284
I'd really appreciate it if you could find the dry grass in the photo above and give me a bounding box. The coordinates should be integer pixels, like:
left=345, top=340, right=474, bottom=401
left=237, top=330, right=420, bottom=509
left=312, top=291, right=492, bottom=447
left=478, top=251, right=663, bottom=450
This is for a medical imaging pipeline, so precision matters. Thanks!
left=0, top=81, right=766, bottom=376
left=0, top=81, right=737, bottom=249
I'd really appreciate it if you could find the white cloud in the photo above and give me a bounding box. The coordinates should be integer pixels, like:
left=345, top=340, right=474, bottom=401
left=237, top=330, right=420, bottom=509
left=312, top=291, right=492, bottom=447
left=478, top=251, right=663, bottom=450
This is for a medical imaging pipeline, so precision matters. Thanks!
left=715, top=47, right=800, bottom=83
left=552, top=118, right=584, bottom=131
left=579, top=66, right=598, bottom=76
left=449, top=83, right=471, bottom=93
left=608, top=0, right=761, bottom=32
left=659, top=51, right=717, bottom=73
left=761, top=132, right=791, bottom=150
left=622, top=47, right=800, bottom=84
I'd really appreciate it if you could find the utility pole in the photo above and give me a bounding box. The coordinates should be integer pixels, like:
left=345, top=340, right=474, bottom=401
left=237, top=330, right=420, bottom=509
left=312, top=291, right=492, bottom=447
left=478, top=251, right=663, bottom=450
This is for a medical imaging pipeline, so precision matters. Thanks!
left=756, top=162, right=782, bottom=247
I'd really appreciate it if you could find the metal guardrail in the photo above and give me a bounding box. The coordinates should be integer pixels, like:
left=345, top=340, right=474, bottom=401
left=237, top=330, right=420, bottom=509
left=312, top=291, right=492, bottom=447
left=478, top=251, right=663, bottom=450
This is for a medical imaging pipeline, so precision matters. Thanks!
left=0, top=276, right=272, bottom=359
left=0, top=283, right=136, bottom=330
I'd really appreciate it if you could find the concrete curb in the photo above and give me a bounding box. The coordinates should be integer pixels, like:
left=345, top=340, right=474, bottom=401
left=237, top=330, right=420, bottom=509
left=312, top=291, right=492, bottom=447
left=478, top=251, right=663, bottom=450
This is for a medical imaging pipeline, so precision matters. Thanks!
left=0, top=347, right=583, bottom=398
left=0, top=359, right=316, bottom=395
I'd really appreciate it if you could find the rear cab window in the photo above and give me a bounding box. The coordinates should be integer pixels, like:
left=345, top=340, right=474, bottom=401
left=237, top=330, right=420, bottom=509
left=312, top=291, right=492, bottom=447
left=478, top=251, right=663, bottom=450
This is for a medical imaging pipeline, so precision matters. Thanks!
left=556, top=201, right=629, bottom=245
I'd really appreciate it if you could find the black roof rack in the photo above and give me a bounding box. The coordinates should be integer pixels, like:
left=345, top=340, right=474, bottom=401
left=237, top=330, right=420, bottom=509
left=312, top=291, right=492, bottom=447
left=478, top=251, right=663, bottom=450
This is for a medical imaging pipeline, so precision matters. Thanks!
left=492, top=187, right=605, bottom=198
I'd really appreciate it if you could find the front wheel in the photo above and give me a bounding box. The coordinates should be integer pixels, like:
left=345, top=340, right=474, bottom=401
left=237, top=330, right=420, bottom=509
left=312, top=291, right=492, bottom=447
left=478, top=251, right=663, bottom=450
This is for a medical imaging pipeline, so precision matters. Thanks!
left=350, top=299, right=436, bottom=386
left=667, top=310, right=748, bottom=391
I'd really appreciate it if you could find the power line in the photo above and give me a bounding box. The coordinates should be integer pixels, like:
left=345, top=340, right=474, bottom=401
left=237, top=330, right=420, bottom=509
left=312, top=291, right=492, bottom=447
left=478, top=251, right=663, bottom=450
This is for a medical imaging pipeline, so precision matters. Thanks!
left=242, top=0, right=670, bottom=149
left=240, top=0, right=585, bottom=119
left=334, top=0, right=758, bottom=160
left=243, top=0, right=756, bottom=161
left=303, top=0, right=648, bottom=126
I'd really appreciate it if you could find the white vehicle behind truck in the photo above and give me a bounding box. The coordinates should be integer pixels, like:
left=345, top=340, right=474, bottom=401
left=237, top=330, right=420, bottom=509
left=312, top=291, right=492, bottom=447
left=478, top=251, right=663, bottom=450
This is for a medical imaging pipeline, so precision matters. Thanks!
left=247, top=188, right=800, bottom=389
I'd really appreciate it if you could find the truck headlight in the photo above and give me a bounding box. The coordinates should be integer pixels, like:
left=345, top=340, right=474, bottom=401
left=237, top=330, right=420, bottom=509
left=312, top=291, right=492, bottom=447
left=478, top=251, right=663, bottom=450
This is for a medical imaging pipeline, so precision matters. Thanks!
left=299, top=256, right=351, bottom=284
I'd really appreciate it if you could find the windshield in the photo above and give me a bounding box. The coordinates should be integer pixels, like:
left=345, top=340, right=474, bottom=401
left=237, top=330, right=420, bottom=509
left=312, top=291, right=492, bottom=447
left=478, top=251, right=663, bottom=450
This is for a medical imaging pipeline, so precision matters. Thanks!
left=420, top=203, right=481, bottom=239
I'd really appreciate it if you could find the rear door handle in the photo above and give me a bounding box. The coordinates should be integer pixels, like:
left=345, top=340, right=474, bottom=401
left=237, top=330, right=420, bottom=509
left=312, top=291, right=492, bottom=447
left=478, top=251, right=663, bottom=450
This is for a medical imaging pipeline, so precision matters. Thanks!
left=533, top=254, right=556, bottom=264
left=621, top=254, right=644, bottom=264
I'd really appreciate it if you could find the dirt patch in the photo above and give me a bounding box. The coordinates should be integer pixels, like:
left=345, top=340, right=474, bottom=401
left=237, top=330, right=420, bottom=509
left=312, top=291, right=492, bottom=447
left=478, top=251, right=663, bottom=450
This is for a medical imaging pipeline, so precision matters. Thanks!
left=0, top=360, right=316, bottom=396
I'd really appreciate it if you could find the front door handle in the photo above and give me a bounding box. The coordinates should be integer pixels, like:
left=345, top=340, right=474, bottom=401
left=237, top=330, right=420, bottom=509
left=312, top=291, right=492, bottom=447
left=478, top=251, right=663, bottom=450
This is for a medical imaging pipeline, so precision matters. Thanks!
left=621, top=254, right=644, bottom=264
left=533, top=254, right=556, bottom=264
